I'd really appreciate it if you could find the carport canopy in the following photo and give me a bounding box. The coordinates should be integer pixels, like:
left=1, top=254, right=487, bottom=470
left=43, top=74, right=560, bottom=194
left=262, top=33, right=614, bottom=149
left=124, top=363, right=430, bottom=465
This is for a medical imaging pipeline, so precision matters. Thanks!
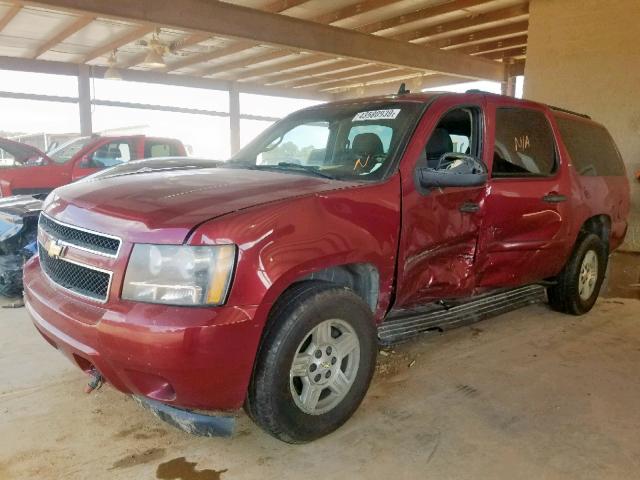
left=0, top=0, right=529, bottom=152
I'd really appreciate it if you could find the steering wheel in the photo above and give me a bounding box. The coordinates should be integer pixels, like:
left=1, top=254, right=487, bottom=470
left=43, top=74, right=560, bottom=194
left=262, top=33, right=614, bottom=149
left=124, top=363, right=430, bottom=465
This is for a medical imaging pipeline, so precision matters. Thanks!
left=435, top=152, right=487, bottom=174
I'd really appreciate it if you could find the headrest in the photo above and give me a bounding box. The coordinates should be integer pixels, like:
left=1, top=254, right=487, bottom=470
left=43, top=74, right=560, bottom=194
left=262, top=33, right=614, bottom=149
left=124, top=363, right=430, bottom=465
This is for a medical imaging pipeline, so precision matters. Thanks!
left=352, top=133, right=383, bottom=156
left=426, top=128, right=453, bottom=155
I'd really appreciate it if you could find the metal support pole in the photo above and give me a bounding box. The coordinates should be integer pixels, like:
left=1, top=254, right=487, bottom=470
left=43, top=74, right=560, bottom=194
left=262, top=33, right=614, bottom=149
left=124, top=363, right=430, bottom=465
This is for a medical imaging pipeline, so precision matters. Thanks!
left=505, top=76, right=517, bottom=97
left=77, top=64, right=93, bottom=136
left=229, top=84, right=241, bottom=156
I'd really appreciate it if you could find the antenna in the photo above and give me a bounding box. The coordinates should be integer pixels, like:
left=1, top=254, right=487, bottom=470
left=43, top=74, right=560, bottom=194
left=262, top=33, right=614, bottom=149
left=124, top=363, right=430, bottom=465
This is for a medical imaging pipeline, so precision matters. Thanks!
left=397, top=83, right=410, bottom=95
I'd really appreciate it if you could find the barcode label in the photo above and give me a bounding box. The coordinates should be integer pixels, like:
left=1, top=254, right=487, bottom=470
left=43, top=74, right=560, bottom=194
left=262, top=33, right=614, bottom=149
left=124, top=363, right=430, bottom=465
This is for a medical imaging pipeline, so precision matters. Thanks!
left=353, top=109, right=401, bottom=122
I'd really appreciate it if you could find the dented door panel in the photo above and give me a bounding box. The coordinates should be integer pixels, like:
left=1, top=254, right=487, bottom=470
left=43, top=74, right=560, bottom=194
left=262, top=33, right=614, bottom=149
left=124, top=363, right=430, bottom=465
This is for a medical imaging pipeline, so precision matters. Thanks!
left=395, top=94, right=489, bottom=307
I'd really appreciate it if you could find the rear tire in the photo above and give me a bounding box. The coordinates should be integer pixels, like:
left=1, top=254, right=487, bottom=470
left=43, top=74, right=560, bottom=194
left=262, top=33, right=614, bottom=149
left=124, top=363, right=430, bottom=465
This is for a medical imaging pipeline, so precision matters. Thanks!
left=547, top=233, right=607, bottom=315
left=246, top=281, right=377, bottom=443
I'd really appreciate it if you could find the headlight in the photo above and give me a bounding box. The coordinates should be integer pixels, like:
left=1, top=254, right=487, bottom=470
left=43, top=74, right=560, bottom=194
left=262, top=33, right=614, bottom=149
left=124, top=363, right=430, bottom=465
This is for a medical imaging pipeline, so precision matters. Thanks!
left=122, top=244, right=236, bottom=306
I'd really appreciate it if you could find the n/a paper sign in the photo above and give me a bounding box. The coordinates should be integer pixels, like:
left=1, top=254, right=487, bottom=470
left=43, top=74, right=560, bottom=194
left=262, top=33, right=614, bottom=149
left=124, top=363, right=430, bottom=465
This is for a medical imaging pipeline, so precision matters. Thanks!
left=353, top=109, right=401, bottom=122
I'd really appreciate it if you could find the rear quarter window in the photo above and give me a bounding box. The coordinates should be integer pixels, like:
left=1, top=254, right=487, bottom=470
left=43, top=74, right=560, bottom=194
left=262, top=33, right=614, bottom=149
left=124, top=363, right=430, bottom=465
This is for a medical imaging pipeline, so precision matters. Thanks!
left=145, top=141, right=180, bottom=158
left=554, top=115, right=625, bottom=176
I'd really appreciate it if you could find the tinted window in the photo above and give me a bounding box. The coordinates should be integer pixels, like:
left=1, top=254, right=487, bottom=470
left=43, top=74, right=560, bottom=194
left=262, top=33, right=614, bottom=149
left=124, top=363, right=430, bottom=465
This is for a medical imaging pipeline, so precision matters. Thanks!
left=492, top=108, right=557, bottom=177
left=89, top=142, right=132, bottom=168
left=145, top=141, right=180, bottom=158
left=554, top=115, right=624, bottom=176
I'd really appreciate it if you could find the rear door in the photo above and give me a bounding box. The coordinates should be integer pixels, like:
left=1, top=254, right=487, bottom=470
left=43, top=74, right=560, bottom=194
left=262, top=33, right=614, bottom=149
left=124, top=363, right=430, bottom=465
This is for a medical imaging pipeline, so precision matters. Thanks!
left=475, top=98, right=572, bottom=287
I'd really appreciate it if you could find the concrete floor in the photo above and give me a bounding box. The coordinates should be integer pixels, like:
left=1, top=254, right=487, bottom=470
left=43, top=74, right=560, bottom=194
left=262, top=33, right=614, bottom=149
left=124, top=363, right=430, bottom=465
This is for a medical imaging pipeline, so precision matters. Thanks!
left=1, top=254, right=639, bottom=480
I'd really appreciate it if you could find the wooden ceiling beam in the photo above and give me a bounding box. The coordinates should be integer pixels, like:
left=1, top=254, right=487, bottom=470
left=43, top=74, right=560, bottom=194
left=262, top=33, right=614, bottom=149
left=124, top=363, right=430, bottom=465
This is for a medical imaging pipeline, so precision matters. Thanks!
left=289, top=65, right=399, bottom=89
left=480, top=46, right=527, bottom=61
left=431, top=21, right=529, bottom=49
left=318, top=69, right=423, bottom=92
left=235, top=55, right=337, bottom=82
left=201, top=50, right=295, bottom=77
left=28, top=0, right=505, bottom=81
left=163, top=40, right=256, bottom=72
left=82, top=24, right=153, bottom=63
left=453, top=35, right=528, bottom=55
left=265, top=60, right=371, bottom=85
left=254, top=23, right=529, bottom=87
left=393, top=4, right=530, bottom=43
left=357, top=0, right=491, bottom=34
left=262, top=0, right=312, bottom=14
left=0, top=3, right=22, bottom=32
left=31, top=14, right=94, bottom=59
left=312, top=0, right=399, bottom=25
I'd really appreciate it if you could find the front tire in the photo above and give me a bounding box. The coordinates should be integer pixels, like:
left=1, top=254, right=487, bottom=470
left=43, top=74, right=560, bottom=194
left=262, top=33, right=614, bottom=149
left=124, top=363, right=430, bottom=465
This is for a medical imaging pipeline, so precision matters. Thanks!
left=246, top=281, right=377, bottom=443
left=547, top=233, right=607, bottom=315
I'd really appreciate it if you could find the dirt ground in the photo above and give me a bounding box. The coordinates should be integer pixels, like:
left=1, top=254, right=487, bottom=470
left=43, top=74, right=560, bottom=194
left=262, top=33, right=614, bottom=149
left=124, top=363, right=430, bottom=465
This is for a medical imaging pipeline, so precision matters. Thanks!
left=1, top=253, right=639, bottom=480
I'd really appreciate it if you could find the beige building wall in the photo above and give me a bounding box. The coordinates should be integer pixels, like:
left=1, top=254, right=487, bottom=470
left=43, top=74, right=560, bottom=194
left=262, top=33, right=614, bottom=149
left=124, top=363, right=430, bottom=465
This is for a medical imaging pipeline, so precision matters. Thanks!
left=524, top=0, right=640, bottom=250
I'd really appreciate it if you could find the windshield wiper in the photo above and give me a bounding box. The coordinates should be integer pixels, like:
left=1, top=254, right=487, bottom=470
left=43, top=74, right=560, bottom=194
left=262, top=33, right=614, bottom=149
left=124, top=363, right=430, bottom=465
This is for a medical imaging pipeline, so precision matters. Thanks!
left=249, top=162, right=336, bottom=180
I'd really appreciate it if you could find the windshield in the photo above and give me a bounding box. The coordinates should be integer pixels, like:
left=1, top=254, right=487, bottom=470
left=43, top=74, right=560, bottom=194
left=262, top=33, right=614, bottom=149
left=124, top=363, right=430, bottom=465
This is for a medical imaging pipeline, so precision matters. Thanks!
left=49, top=137, right=93, bottom=164
left=228, top=102, right=424, bottom=181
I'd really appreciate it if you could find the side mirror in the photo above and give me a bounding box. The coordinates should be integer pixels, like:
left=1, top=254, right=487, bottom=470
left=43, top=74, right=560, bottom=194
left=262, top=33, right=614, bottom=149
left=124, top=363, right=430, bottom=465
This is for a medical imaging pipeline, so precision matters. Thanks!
left=418, top=153, right=488, bottom=189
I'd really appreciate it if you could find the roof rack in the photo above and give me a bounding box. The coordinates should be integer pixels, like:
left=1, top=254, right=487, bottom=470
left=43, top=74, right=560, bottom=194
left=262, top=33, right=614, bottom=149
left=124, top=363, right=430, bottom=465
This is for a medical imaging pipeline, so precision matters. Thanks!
left=549, top=105, right=591, bottom=119
left=465, top=89, right=493, bottom=94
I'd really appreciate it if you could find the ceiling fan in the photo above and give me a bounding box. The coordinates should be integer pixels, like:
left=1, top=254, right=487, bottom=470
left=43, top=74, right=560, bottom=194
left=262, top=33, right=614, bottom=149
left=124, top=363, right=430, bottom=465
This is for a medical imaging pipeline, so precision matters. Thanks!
left=136, top=29, right=200, bottom=68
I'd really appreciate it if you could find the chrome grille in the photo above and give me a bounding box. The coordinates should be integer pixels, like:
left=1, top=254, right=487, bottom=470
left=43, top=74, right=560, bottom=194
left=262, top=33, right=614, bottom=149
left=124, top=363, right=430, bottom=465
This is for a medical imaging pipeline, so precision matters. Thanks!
left=39, top=214, right=121, bottom=257
left=38, top=242, right=111, bottom=302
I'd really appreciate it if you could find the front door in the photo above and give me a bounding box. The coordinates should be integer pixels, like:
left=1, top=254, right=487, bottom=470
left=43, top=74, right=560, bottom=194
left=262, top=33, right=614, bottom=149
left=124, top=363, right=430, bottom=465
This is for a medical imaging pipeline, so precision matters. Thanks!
left=395, top=96, right=489, bottom=307
left=71, top=139, right=134, bottom=181
left=476, top=99, right=571, bottom=288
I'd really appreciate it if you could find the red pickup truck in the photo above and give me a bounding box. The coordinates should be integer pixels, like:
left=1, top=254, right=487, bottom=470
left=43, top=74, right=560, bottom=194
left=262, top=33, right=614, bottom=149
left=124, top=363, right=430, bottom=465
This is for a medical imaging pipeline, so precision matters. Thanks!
left=24, top=91, right=629, bottom=443
left=0, top=135, right=186, bottom=197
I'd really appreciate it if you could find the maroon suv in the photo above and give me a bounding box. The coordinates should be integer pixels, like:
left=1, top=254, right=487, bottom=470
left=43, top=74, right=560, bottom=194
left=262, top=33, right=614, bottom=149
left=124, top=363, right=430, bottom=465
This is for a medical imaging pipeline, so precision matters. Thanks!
left=24, top=92, right=629, bottom=443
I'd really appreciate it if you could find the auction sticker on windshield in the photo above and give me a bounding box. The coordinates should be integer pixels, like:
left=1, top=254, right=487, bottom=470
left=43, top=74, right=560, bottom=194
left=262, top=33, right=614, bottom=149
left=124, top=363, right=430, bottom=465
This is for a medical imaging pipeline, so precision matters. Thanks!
left=353, top=109, right=401, bottom=122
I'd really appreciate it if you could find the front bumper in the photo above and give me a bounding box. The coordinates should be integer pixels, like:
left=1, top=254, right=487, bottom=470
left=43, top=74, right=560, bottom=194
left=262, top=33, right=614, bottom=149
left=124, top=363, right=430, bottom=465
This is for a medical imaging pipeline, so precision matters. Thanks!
left=24, top=256, right=264, bottom=411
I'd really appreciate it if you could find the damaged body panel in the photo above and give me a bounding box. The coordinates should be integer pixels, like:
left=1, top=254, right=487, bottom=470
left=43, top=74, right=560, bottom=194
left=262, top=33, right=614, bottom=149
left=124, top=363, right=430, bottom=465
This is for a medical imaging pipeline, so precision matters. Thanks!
left=0, top=195, right=42, bottom=296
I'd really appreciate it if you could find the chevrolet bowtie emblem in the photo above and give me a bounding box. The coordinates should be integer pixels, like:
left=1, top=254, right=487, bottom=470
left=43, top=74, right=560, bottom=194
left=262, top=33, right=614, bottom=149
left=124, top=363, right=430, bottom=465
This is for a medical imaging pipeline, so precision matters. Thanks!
left=46, top=239, right=66, bottom=259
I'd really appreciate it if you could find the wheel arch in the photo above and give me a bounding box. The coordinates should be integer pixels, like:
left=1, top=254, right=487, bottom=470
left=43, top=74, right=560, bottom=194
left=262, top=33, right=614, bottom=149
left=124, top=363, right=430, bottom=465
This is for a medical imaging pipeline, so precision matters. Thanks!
left=579, top=214, right=611, bottom=248
left=262, top=261, right=383, bottom=317
left=300, top=263, right=380, bottom=313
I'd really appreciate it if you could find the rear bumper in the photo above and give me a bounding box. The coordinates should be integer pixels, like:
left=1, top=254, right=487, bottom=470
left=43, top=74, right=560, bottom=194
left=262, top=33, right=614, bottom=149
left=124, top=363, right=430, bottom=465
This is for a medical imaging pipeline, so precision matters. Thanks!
left=24, top=256, right=264, bottom=411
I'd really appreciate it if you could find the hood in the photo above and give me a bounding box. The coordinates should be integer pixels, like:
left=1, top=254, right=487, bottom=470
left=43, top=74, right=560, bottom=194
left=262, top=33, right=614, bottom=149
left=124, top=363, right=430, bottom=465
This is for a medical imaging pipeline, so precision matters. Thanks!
left=0, top=138, right=50, bottom=168
left=81, top=156, right=224, bottom=182
left=45, top=166, right=357, bottom=244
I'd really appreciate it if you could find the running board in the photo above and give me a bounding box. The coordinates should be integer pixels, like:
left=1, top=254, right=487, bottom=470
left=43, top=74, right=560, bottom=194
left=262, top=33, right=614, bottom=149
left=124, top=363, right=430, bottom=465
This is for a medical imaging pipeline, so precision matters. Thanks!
left=378, top=284, right=546, bottom=346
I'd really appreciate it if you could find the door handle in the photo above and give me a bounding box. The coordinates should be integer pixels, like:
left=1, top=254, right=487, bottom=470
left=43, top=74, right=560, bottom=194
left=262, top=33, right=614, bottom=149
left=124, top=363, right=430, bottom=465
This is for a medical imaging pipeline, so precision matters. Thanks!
left=459, top=201, right=480, bottom=213
left=542, top=193, right=567, bottom=203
